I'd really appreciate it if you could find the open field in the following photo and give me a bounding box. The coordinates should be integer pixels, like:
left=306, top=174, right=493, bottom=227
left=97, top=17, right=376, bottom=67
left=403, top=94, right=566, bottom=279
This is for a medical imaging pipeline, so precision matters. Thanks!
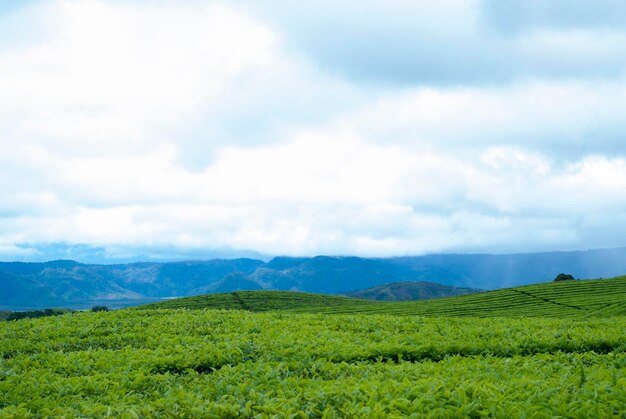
left=1, top=309, right=626, bottom=417
left=141, top=275, right=626, bottom=318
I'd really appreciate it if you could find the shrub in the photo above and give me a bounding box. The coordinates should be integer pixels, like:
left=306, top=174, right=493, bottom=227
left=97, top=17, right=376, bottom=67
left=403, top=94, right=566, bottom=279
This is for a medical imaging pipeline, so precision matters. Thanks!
left=554, top=273, right=575, bottom=282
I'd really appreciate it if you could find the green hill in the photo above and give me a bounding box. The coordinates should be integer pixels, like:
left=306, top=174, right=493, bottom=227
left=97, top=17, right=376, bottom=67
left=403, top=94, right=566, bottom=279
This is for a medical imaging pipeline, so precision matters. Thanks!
left=138, top=290, right=379, bottom=311
left=139, top=275, right=626, bottom=318
left=344, top=281, right=481, bottom=301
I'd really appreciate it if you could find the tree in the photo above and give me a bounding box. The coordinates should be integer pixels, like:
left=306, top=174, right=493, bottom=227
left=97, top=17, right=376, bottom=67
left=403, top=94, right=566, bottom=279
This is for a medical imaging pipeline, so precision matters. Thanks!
left=91, top=305, right=110, bottom=312
left=554, top=273, right=575, bottom=282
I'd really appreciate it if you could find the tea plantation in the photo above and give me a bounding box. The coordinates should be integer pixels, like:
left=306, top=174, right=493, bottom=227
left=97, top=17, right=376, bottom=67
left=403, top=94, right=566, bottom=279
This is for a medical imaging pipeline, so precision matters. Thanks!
left=1, top=276, right=626, bottom=417
left=142, top=275, right=626, bottom=318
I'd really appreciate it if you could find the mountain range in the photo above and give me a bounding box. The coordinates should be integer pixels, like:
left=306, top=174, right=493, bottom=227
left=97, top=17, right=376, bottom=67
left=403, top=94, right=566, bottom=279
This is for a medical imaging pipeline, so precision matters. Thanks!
left=2, top=246, right=626, bottom=310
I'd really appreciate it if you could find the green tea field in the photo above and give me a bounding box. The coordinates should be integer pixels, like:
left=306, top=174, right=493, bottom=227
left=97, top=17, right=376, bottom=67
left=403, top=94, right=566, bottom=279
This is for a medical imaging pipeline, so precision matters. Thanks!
left=2, top=310, right=626, bottom=417
left=2, top=276, right=626, bottom=417
left=142, top=275, right=626, bottom=318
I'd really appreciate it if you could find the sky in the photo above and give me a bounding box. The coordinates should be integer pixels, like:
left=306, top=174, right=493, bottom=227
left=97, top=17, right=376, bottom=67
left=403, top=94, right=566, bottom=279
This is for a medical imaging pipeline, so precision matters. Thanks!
left=1, top=0, right=626, bottom=262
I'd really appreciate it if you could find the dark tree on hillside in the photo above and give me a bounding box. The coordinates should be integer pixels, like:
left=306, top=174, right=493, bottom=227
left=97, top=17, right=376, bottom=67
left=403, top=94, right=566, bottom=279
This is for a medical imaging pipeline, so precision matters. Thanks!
left=91, top=305, right=110, bottom=312
left=554, top=273, right=575, bottom=282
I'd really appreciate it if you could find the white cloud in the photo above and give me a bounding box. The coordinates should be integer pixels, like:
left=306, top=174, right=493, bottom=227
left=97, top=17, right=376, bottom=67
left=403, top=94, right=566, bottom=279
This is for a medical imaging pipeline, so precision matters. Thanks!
left=238, top=0, right=626, bottom=85
left=0, top=0, right=284, bottom=158
left=1, top=0, right=626, bottom=260
left=480, top=0, right=626, bottom=33
left=3, top=130, right=626, bottom=257
left=347, top=79, right=626, bottom=158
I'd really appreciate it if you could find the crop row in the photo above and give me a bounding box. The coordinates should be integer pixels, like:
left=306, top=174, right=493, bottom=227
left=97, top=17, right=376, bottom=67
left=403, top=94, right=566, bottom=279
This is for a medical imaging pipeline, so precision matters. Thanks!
left=6, top=310, right=625, bottom=359
left=295, top=277, right=626, bottom=317
left=141, top=276, right=626, bottom=318
left=1, top=309, right=626, bottom=416
left=3, top=352, right=624, bottom=417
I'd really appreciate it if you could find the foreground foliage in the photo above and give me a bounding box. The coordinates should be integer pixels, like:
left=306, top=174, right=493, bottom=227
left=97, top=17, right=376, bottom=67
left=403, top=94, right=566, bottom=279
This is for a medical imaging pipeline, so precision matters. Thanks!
left=1, top=309, right=625, bottom=417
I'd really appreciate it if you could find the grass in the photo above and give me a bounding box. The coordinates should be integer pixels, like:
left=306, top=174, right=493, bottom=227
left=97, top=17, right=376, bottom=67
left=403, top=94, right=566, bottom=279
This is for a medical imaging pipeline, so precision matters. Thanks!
left=138, top=275, right=626, bottom=318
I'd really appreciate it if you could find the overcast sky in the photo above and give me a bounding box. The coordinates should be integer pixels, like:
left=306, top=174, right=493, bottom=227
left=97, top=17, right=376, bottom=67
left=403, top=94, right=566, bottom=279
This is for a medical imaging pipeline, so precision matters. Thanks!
left=1, top=0, right=626, bottom=262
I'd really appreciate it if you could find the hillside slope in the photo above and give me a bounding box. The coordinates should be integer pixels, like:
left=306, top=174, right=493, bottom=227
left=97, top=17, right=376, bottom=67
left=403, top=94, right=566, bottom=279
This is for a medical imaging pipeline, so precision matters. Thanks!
left=344, top=281, right=481, bottom=301
left=141, top=275, right=626, bottom=318
left=138, top=290, right=378, bottom=311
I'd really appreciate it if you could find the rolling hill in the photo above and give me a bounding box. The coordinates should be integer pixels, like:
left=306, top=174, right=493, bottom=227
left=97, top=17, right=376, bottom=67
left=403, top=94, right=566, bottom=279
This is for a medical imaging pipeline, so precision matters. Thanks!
left=139, top=275, right=626, bottom=318
left=343, top=281, right=481, bottom=301
left=138, top=290, right=376, bottom=311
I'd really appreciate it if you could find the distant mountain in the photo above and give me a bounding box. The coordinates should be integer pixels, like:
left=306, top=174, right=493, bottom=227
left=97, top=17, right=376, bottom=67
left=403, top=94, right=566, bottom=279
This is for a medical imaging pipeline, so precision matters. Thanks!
left=199, top=272, right=263, bottom=294
left=0, top=259, right=263, bottom=310
left=2, top=246, right=626, bottom=310
left=0, top=270, right=58, bottom=307
left=246, top=256, right=416, bottom=294
left=388, top=247, right=626, bottom=289
left=344, top=281, right=481, bottom=301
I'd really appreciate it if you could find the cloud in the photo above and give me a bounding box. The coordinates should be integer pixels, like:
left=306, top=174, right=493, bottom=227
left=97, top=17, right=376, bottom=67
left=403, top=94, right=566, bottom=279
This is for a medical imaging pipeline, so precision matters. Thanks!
left=1, top=0, right=625, bottom=261
left=0, top=0, right=359, bottom=169
left=3, top=129, right=626, bottom=257
left=345, top=79, right=626, bottom=159
left=0, top=1, right=275, bottom=154
left=238, top=0, right=626, bottom=85
left=481, top=0, right=626, bottom=33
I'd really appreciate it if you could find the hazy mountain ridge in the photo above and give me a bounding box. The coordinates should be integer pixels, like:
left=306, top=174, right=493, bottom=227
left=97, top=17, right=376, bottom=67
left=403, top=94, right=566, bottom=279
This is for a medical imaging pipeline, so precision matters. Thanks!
left=2, top=247, right=626, bottom=310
